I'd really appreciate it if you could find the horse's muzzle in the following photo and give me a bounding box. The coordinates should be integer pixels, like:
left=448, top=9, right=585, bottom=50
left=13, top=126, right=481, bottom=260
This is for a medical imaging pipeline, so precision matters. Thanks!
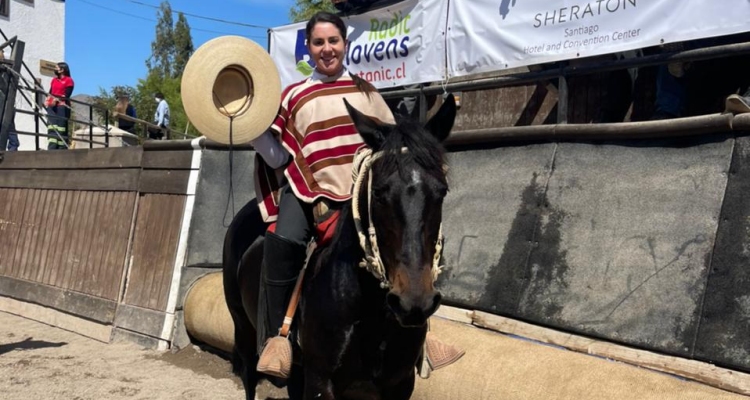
left=387, top=291, right=442, bottom=327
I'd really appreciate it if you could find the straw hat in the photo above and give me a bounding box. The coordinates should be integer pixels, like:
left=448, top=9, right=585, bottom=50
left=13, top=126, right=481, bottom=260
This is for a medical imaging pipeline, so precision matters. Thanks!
left=181, top=36, right=281, bottom=144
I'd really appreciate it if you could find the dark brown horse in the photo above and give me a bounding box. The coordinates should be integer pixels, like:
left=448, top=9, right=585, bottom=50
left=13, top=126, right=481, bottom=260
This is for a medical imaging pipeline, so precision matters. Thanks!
left=222, top=95, right=456, bottom=400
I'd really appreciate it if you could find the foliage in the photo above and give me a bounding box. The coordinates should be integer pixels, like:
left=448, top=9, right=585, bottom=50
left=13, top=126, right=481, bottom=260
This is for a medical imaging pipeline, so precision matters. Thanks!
left=173, top=13, right=194, bottom=79
left=290, top=0, right=336, bottom=23
left=147, top=1, right=175, bottom=77
left=95, top=0, right=197, bottom=138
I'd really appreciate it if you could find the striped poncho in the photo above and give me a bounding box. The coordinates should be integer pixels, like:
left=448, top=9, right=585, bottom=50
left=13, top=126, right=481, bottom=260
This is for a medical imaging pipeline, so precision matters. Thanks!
left=255, top=70, right=395, bottom=222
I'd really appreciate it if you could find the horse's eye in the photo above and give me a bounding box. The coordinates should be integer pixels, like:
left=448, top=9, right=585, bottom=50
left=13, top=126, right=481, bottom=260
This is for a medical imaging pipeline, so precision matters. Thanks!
left=436, top=185, right=448, bottom=199
left=372, top=185, right=389, bottom=202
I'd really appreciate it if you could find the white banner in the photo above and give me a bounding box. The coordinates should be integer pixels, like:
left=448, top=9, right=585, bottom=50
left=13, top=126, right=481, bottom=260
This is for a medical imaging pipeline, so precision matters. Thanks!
left=269, top=0, right=448, bottom=89
left=448, top=0, right=750, bottom=77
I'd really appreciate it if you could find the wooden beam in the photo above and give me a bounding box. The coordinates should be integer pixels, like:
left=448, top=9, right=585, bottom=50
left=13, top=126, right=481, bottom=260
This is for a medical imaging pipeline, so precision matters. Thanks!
left=142, top=150, right=195, bottom=170
left=0, top=147, right=143, bottom=170
left=0, top=169, right=140, bottom=191
left=138, top=170, right=190, bottom=194
left=0, top=276, right=117, bottom=324
left=114, top=303, right=168, bottom=340
left=471, top=310, right=750, bottom=396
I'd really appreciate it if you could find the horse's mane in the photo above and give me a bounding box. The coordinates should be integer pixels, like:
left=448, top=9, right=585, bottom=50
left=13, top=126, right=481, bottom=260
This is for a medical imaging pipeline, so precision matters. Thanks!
left=377, top=115, right=447, bottom=183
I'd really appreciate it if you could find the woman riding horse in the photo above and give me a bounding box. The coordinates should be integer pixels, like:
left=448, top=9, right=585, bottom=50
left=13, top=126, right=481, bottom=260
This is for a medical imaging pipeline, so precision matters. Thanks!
left=252, top=11, right=464, bottom=379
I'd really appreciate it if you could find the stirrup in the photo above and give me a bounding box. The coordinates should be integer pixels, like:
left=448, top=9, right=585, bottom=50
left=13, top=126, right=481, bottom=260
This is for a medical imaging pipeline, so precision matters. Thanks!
left=726, top=94, right=750, bottom=114
left=257, top=336, right=293, bottom=379
left=422, top=332, right=465, bottom=375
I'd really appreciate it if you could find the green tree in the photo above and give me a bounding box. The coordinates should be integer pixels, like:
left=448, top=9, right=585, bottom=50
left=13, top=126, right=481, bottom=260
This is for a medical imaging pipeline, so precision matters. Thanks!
left=290, top=0, right=336, bottom=23
left=147, top=1, right=175, bottom=77
left=94, top=0, right=197, bottom=139
left=173, top=13, right=194, bottom=78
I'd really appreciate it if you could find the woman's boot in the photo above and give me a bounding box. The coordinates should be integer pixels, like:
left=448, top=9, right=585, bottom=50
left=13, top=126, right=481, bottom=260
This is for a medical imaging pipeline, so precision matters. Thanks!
left=256, top=232, right=307, bottom=378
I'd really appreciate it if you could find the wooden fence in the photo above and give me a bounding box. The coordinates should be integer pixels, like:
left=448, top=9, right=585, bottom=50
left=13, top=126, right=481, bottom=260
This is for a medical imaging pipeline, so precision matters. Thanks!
left=0, top=144, right=198, bottom=348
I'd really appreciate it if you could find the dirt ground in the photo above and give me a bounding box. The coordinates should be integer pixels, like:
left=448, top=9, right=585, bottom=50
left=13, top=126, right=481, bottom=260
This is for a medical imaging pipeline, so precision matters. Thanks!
left=0, top=311, right=287, bottom=400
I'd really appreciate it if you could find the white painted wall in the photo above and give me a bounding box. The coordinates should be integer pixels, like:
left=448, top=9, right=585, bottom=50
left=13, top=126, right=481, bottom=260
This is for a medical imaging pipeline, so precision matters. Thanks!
left=0, top=0, right=65, bottom=151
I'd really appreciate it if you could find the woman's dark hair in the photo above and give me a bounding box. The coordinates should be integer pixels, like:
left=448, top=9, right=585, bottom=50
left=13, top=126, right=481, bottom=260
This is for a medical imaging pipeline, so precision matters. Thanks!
left=305, top=11, right=374, bottom=96
left=305, top=11, right=347, bottom=42
left=57, top=62, right=71, bottom=77
left=155, top=92, right=164, bottom=99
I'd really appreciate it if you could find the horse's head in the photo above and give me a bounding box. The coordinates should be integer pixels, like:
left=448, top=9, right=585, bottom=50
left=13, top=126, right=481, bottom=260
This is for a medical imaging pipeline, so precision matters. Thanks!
left=345, top=95, right=456, bottom=327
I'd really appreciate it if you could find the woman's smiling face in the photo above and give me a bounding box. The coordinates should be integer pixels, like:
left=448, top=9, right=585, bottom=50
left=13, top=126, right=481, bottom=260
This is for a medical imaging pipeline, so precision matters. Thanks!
left=307, top=22, right=346, bottom=76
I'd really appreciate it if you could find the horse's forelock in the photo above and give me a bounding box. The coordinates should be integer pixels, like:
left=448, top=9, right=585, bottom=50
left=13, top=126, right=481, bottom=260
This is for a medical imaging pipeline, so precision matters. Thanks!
left=377, top=118, right=446, bottom=182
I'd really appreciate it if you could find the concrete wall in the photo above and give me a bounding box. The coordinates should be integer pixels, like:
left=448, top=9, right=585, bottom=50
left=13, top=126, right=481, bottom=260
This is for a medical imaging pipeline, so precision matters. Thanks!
left=437, top=133, right=750, bottom=372
left=0, top=0, right=65, bottom=150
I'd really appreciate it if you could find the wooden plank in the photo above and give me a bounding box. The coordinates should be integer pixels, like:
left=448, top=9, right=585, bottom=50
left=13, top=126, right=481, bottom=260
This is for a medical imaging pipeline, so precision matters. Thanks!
left=0, top=275, right=117, bottom=324
left=29, top=190, right=52, bottom=282
left=138, top=170, right=191, bottom=194
left=65, top=191, right=91, bottom=292
left=434, top=304, right=475, bottom=325
left=142, top=195, right=169, bottom=309
left=124, top=194, right=151, bottom=307
left=78, top=191, right=104, bottom=296
left=34, top=189, right=58, bottom=283
left=0, top=169, right=140, bottom=191
left=74, top=191, right=98, bottom=294
left=0, top=146, right=143, bottom=170
left=124, top=194, right=184, bottom=311
left=473, top=311, right=596, bottom=352
left=0, top=189, right=16, bottom=274
left=90, top=191, right=112, bottom=298
left=114, top=303, right=167, bottom=340
left=142, top=150, right=194, bottom=170
left=0, top=296, right=112, bottom=343
left=41, top=190, right=68, bottom=287
left=154, top=195, right=185, bottom=310
left=15, top=189, right=40, bottom=281
left=472, top=310, right=750, bottom=397
left=52, top=190, right=78, bottom=288
left=105, top=192, right=136, bottom=300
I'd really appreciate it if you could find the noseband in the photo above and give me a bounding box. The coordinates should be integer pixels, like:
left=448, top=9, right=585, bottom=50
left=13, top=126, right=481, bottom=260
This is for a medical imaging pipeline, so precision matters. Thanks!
left=351, top=148, right=444, bottom=289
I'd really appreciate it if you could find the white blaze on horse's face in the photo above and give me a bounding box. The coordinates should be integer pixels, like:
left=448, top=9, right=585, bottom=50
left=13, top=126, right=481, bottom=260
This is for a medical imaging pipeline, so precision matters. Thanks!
left=410, top=169, right=422, bottom=185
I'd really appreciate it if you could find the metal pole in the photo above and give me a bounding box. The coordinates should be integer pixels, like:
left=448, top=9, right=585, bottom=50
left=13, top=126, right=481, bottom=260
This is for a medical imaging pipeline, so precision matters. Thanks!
left=89, top=104, right=93, bottom=149
left=0, top=40, right=23, bottom=151
left=557, top=75, right=569, bottom=124
left=35, top=78, right=41, bottom=150
left=105, top=108, right=109, bottom=147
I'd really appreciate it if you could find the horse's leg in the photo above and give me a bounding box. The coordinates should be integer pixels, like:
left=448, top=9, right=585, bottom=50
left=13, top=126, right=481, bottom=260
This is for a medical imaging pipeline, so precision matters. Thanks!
left=303, top=368, right=336, bottom=400
left=287, top=363, right=305, bottom=400
left=379, top=373, right=416, bottom=400
left=222, top=199, right=267, bottom=399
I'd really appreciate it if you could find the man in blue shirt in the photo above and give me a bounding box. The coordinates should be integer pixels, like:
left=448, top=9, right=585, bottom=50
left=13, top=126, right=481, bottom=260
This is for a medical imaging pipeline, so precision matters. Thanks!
left=150, top=92, right=170, bottom=140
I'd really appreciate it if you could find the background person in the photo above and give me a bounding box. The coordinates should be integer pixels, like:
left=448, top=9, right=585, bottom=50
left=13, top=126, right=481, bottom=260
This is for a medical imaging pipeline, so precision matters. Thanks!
left=149, top=92, right=170, bottom=140
left=114, top=94, right=137, bottom=133
left=45, top=62, right=74, bottom=150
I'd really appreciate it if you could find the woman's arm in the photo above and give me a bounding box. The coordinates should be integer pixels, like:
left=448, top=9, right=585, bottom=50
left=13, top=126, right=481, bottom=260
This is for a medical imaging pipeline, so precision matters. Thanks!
left=250, top=130, right=289, bottom=169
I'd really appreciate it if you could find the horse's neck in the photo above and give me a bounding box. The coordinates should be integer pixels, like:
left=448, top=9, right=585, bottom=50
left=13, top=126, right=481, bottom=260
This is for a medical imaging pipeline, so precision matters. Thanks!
left=314, top=203, right=385, bottom=300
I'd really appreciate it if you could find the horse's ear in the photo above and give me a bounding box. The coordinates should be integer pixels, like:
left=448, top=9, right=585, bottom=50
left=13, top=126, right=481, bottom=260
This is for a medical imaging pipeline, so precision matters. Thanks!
left=344, top=98, right=387, bottom=149
left=424, top=94, right=456, bottom=143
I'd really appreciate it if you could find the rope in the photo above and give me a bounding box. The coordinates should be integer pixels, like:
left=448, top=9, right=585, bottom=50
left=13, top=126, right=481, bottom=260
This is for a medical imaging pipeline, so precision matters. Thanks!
left=350, top=147, right=444, bottom=288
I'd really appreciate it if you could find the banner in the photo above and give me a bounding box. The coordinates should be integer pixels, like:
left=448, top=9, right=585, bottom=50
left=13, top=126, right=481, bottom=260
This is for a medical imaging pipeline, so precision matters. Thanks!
left=447, top=0, right=750, bottom=77
left=269, top=0, right=448, bottom=89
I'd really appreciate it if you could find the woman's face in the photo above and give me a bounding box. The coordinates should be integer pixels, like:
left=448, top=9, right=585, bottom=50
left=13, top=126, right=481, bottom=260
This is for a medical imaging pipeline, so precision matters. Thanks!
left=307, top=22, right=346, bottom=76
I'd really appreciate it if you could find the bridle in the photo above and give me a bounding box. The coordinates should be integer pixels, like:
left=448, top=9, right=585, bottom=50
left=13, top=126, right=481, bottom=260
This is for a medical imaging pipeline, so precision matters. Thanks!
left=351, top=147, right=444, bottom=289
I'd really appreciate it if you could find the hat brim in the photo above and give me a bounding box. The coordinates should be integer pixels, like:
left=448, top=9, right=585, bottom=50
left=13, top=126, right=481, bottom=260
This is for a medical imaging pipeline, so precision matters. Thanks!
left=181, top=36, right=281, bottom=144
